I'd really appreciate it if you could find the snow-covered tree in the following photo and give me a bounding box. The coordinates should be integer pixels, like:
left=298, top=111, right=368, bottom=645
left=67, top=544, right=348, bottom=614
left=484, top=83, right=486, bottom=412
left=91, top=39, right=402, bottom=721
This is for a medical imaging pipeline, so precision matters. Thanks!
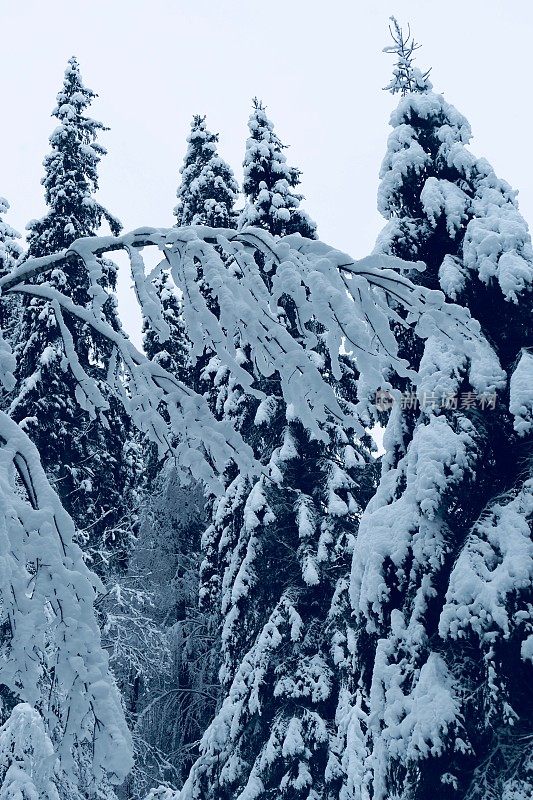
left=172, top=115, right=239, bottom=384
left=25, top=56, right=120, bottom=258
left=176, top=221, right=375, bottom=797
left=0, top=199, right=22, bottom=278
left=239, top=99, right=317, bottom=238
left=174, top=115, right=239, bottom=228
left=9, top=56, right=139, bottom=576
left=183, top=413, right=377, bottom=800
left=336, top=22, right=533, bottom=800
left=0, top=199, right=22, bottom=343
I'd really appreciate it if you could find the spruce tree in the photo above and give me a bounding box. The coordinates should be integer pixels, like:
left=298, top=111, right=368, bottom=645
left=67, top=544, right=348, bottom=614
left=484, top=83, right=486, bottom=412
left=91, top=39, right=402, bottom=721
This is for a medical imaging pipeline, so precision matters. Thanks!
left=174, top=115, right=239, bottom=228
left=0, top=198, right=22, bottom=277
left=26, top=57, right=121, bottom=257
left=0, top=198, right=22, bottom=340
left=192, top=418, right=376, bottom=800
left=173, top=114, right=238, bottom=382
left=177, top=133, right=378, bottom=799
left=9, top=57, right=139, bottom=576
left=338, top=21, right=533, bottom=800
left=239, top=99, right=317, bottom=238
left=144, top=117, right=242, bottom=782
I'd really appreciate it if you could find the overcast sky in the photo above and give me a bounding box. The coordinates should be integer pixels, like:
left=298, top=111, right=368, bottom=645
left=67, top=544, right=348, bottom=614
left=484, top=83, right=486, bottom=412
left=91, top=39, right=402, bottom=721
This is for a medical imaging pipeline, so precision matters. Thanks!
left=1, top=0, right=531, bottom=344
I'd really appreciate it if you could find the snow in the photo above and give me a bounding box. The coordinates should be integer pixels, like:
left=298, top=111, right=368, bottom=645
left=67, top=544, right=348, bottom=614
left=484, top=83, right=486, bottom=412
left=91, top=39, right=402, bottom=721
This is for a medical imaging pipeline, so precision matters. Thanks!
left=420, top=177, right=469, bottom=236
left=509, top=349, right=533, bottom=435
left=239, top=101, right=316, bottom=239
left=350, top=414, right=477, bottom=628
left=417, top=335, right=466, bottom=400
left=0, top=197, right=22, bottom=275
left=253, top=396, right=277, bottom=426
left=378, top=126, right=429, bottom=218
left=439, top=479, right=533, bottom=645
left=464, top=200, right=533, bottom=301
left=438, top=254, right=467, bottom=299
left=371, top=644, right=462, bottom=763
left=0, top=412, right=132, bottom=790
left=0, top=334, right=16, bottom=392
left=0, top=704, right=59, bottom=800
left=274, top=655, right=332, bottom=704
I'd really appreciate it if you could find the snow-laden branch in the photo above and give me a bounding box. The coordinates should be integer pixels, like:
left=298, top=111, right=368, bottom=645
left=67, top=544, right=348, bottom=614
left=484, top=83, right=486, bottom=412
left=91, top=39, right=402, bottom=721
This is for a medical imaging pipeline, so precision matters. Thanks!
left=8, top=280, right=255, bottom=492
left=2, top=226, right=481, bottom=486
left=0, top=411, right=132, bottom=788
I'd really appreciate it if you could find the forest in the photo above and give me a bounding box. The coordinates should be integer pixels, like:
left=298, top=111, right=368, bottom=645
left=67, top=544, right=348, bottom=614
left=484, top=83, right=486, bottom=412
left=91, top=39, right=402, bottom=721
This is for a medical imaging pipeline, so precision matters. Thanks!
left=0, top=16, right=531, bottom=800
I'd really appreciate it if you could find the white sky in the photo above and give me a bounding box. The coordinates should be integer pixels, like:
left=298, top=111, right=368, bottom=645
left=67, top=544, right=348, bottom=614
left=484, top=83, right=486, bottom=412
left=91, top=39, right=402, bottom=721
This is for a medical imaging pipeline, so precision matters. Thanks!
left=1, top=0, right=532, bottom=345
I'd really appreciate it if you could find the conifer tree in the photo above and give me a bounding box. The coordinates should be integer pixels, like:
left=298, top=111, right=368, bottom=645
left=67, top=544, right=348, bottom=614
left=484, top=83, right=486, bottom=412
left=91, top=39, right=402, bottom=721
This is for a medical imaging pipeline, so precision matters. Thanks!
left=239, top=99, right=317, bottom=238
left=0, top=198, right=22, bottom=277
left=0, top=198, right=22, bottom=339
left=26, top=57, right=121, bottom=257
left=180, top=326, right=376, bottom=800
left=9, top=57, right=139, bottom=576
left=172, top=114, right=238, bottom=382
left=147, top=115, right=242, bottom=780
left=337, top=21, right=533, bottom=800
left=177, top=125, right=376, bottom=798
left=174, top=115, right=239, bottom=228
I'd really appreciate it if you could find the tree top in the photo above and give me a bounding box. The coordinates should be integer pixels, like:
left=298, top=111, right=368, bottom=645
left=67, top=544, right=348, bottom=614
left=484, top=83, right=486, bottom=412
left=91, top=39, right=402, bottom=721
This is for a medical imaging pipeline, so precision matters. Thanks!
left=383, top=16, right=432, bottom=96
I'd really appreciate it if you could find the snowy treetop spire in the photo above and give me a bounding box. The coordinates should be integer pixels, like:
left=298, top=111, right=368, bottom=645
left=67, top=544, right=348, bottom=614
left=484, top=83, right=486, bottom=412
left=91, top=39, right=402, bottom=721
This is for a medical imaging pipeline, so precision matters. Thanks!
left=239, top=99, right=317, bottom=238
left=27, top=55, right=120, bottom=258
left=174, top=114, right=238, bottom=228
left=55, top=55, right=98, bottom=117
left=383, top=16, right=432, bottom=96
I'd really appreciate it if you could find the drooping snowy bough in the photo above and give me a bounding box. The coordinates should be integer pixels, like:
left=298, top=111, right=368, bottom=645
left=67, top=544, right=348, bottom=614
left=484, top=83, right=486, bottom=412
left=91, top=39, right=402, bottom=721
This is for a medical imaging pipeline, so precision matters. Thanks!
left=0, top=408, right=132, bottom=797
left=2, top=226, right=479, bottom=489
